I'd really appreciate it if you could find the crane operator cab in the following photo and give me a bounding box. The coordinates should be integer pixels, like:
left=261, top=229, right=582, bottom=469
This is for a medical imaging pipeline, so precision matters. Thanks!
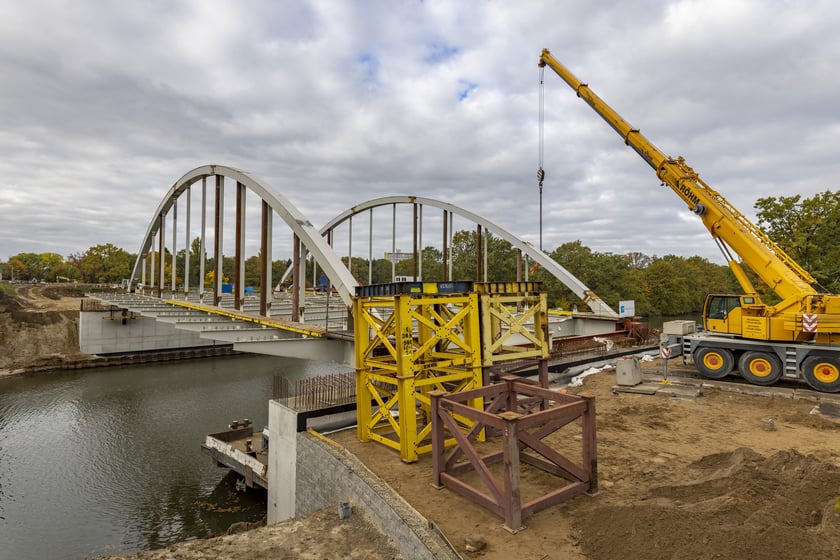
left=703, top=293, right=761, bottom=336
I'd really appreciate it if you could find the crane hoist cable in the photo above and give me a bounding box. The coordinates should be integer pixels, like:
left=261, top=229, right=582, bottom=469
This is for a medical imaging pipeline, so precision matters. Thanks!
left=538, top=64, right=545, bottom=251
left=538, top=66, right=546, bottom=183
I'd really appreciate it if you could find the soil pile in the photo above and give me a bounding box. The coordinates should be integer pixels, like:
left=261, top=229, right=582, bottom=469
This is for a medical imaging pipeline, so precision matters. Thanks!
left=96, top=506, right=402, bottom=560
left=576, top=447, right=840, bottom=560
left=0, top=284, right=88, bottom=374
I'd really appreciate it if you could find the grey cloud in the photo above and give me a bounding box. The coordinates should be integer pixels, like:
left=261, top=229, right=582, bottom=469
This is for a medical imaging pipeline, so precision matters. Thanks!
left=2, top=1, right=840, bottom=271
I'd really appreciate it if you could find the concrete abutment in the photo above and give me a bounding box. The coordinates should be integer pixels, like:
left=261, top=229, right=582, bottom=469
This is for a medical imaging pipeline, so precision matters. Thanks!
left=267, top=400, right=459, bottom=560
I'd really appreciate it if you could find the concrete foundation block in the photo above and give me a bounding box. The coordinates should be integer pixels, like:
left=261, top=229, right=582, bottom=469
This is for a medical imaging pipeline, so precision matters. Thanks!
left=616, top=356, right=642, bottom=386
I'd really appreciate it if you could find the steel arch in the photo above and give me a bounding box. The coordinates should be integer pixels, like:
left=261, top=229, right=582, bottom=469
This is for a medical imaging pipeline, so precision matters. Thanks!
left=129, top=164, right=359, bottom=307
left=320, top=195, right=617, bottom=317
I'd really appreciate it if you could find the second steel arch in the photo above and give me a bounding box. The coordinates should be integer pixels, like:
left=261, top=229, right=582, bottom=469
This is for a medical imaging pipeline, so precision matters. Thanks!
left=321, top=195, right=617, bottom=317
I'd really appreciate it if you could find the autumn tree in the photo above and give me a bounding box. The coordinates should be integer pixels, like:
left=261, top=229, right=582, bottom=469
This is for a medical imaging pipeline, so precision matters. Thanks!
left=6, top=251, right=84, bottom=282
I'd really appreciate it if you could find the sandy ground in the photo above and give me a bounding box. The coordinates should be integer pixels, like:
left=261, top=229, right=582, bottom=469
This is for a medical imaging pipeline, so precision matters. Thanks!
left=5, top=284, right=840, bottom=559
left=97, top=506, right=402, bottom=560
left=332, top=365, right=840, bottom=560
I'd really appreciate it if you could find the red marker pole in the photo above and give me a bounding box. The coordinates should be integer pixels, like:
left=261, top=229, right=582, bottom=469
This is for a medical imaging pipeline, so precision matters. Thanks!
left=660, top=344, right=671, bottom=384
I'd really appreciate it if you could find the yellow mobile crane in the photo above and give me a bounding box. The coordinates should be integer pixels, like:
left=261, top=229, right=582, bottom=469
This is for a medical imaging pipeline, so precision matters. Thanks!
left=539, top=48, right=840, bottom=392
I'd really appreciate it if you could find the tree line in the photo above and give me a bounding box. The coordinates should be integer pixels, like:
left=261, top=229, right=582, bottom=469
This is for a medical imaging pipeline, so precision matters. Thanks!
left=2, top=190, right=836, bottom=316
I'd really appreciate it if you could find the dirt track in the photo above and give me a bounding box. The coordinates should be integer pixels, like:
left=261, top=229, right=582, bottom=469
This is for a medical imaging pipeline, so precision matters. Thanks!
left=4, top=284, right=840, bottom=559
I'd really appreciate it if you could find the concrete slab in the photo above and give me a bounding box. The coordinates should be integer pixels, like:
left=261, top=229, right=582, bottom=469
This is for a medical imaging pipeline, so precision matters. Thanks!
left=656, top=385, right=702, bottom=400
left=612, top=382, right=661, bottom=395
left=613, top=379, right=701, bottom=400
left=812, top=401, right=840, bottom=421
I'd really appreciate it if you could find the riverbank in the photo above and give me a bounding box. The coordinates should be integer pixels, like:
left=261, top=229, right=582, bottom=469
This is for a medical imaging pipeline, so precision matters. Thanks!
left=0, top=283, right=87, bottom=375
left=0, top=283, right=237, bottom=377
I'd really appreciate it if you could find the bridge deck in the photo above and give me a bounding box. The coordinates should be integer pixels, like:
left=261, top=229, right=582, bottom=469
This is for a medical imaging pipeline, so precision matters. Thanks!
left=87, top=292, right=355, bottom=341
left=167, top=300, right=328, bottom=338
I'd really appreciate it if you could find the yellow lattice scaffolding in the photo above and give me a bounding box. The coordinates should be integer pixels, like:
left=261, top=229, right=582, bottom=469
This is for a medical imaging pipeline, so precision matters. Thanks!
left=353, top=282, right=550, bottom=463
left=475, top=282, right=549, bottom=368
left=354, top=286, right=484, bottom=462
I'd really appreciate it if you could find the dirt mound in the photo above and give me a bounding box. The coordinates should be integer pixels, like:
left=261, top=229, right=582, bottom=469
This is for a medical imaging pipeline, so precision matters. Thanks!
left=575, top=448, right=840, bottom=560
left=0, top=284, right=87, bottom=373
left=97, top=506, right=401, bottom=560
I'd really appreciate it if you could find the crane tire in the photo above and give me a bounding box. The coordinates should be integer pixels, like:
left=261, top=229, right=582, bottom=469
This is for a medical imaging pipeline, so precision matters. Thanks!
left=738, top=351, right=783, bottom=386
left=801, top=355, right=840, bottom=393
left=694, top=347, right=734, bottom=379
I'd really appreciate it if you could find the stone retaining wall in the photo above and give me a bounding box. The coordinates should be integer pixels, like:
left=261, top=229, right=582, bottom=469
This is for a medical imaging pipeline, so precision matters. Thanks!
left=267, top=400, right=460, bottom=560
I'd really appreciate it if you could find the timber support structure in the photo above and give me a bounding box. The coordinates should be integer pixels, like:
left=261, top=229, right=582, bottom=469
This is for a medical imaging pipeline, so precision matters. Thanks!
left=430, top=375, right=597, bottom=532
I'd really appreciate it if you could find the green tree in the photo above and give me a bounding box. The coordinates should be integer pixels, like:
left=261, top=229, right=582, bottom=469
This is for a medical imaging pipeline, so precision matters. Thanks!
left=173, top=237, right=207, bottom=288
left=53, top=260, right=81, bottom=282
left=340, top=256, right=370, bottom=285
left=37, top=253, right=64, bottom=281
left=755, top=190, right=840, bottom=293
left=8, top=257, right=26, bottom=280
left=449, top=230, right=478, bottom=280
left=542, top=241, right=631, bottom=310
left=394, top=257, right=414, bottom=279
left=72, top=244, right=133, bottom=283
left=6, top=252, right=74, bottom=281
left=643, top=257, right=690, bottom=315
left=370, top=258, right=393, bottom=284
left=243, top=255, right=262, bottom=288
left=421, top=246, right=443, bottom=281
left=485, top=235, right=518, bottom=282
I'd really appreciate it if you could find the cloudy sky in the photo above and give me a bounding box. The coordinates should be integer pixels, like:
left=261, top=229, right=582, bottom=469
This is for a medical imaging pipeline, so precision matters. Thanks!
left=2, top=0, right=840, bottom=267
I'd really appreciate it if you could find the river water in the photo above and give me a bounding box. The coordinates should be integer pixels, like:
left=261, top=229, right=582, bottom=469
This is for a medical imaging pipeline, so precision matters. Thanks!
left=0, top=354, right=351, bottom=560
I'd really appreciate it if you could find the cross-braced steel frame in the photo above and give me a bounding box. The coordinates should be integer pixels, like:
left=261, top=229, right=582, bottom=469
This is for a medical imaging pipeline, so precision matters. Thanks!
left=354, top=290, right=485, bottom=463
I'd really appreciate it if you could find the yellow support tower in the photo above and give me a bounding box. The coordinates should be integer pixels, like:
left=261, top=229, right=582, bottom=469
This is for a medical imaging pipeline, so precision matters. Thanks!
left=354, top=286, right=484, bottom=463
left=475, top=283, right=549, bottom=367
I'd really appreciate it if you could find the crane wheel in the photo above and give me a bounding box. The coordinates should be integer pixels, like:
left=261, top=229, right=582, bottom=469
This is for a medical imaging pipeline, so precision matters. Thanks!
left=738, top=351, right=783, bottom=386
left=694, top=347, right=734, bottom=379
left=802, top=355, right=840, bottom=393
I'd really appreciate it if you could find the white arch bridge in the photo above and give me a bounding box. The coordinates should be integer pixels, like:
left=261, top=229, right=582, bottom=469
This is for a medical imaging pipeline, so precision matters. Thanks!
left=88, top=165, right=622, bottom=363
